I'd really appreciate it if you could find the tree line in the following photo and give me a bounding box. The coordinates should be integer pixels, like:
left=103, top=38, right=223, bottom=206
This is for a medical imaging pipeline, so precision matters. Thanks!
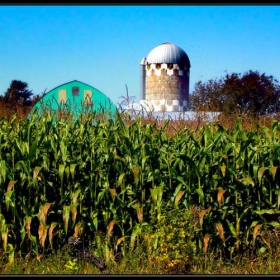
left=189, top=70, right=280, bottom=117
left=1, top=69, right=280, bottom=120
left=0, top=80, right=43, bottom=120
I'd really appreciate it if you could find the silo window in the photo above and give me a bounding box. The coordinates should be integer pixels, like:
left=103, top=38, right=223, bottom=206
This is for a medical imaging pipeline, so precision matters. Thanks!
left=72, top=87, right=79, bottom=96
left=167, top=63, right=173, bottom=69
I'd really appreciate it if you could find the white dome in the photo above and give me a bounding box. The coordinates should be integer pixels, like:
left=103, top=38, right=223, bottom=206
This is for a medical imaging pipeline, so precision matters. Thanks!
left=146, top=42, right=190, bottom=67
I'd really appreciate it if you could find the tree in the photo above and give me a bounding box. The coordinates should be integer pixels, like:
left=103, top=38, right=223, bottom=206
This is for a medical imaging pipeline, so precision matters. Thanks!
left=3, top=80, right=33, bottom=107
left=189, top=70, right=280, bottom=116
left=188, top=78, right=225, bottom=112
left=0, top=80, right=36, bottom=120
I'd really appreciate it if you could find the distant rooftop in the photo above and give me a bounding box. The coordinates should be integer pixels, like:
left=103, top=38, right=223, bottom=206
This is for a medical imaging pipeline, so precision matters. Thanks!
left=121, top=102, right=220, bottom=122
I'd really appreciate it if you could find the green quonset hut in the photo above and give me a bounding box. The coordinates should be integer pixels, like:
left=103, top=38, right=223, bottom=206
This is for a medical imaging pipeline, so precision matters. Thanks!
left=32, top=80, right=118, bottom=119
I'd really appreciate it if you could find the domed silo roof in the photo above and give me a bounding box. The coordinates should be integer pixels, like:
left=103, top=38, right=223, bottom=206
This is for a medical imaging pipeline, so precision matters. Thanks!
left=146, top=42, right=191, bottom=67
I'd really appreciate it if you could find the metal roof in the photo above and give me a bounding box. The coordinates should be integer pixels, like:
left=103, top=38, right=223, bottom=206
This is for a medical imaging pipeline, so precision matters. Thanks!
left=140, top=57, right=147, bottom=65
left=146, top=42, right=191, bottom=67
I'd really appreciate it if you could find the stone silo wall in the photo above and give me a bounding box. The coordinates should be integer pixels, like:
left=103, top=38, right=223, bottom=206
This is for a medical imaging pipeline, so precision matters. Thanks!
left=144, top=63, right=189, bottom=112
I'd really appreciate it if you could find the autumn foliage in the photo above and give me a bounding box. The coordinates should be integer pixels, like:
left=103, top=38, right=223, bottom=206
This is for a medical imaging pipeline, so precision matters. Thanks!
left=0, top=80, right=41, bottom=120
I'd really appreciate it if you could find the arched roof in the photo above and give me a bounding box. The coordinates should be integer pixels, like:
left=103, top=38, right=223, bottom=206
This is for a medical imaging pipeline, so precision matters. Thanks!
left=146, top=42, right=191, bottom=67
left=31, top=80, right=117, bottom=118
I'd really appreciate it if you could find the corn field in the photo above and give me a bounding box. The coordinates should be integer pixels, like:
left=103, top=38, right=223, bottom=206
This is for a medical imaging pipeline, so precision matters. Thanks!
left=1, top=109, right=280, bottom=263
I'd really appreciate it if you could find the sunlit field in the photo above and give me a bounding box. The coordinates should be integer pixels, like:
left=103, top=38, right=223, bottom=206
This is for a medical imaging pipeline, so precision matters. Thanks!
left=1, top=102, right=280, bottom=274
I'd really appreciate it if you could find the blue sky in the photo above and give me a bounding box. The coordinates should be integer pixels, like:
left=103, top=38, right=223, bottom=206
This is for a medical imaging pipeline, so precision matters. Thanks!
left=1, top=5, right=280, bottom=106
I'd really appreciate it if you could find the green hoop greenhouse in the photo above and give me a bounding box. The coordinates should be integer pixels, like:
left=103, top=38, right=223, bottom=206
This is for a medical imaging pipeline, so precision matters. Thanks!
left=31, top=80, right=118, bottom=118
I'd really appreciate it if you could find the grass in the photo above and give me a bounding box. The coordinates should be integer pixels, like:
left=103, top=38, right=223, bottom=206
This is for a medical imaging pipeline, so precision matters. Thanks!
left=2, top=244, right=280, bottom=274
left=1, top=205, right=280, bottom=275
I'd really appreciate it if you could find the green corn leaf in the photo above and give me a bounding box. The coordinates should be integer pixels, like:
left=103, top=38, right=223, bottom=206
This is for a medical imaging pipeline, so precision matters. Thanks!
left=0, top=160, right=7, bottom=184
left=255, top=209, right=280, bottom=215
left=226, top=219, right=236, bottom=238
left=270, top=166, right=278, bottom=180
left=64, top=166, right=70, bottom=181
left=70, top=164, right=76, bottom=180
left=58, top=164, right=65, bottom=183
left=48, top=222, right=58, bottom=250
left=28, top=142, right=37, bottom=161
left=70, top=204, right=78, bottom=226
left=29, top=234, right=38, bottom=255
left=1, top=229, right=8, bottom=251
left=63, top=205, right=71, bottom=234
left=130, top=224, right=141, bottom=249
left=176, top=176, right=187, bottom=187
left=253, top=164, right=259, bottom=182
left=20, top=225, right=27, bottom=248
left=150, top=188, right=158, bottom=206
left=5, top=190, right=14, bottom=211
left=156, top=185, right=163, bottom=208
left=118, top=173, right=126, bottom=187
left=250, top=220, right=259, bottom=228
left=194, top=188, right=205, bottom=206
left=33, top=166, right=43, bottom=180
left=238, top=177, right=255, bottom=187
left=141, top=156, right=150, bottom=170
left=15, top=161, right=31, bottom=181
left=239, top=207, right=250, bottom=221
left=268, top=221, right=280, bottom=228
left=71, top=189, right=81, bottom=205
left=174, top=190, right=185, bottom=208
left=258, top=167, right=268, bottom=185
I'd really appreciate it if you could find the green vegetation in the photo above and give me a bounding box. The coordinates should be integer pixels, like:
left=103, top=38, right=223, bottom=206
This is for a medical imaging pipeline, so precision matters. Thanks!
left=189, top=70, right=280, bottom=116
left=0, top=80, right=42, bottom=121
left=1, top=72, right=280, bottom=274
left=1, top=107, right=280, bottom=274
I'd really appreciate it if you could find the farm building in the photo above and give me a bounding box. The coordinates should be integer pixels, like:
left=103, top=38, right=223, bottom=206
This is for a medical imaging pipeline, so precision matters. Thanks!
left=123, top=42, right=220, bottom=121
left=139, top=42, right=191, bottom=112
left=31, top=80, right=118, bottom=118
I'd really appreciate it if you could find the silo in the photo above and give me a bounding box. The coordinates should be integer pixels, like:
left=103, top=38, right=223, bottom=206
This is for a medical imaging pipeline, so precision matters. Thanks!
left=140, top=57, right=146, bottom=101
left=143, top=42, right=191, bottom=112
